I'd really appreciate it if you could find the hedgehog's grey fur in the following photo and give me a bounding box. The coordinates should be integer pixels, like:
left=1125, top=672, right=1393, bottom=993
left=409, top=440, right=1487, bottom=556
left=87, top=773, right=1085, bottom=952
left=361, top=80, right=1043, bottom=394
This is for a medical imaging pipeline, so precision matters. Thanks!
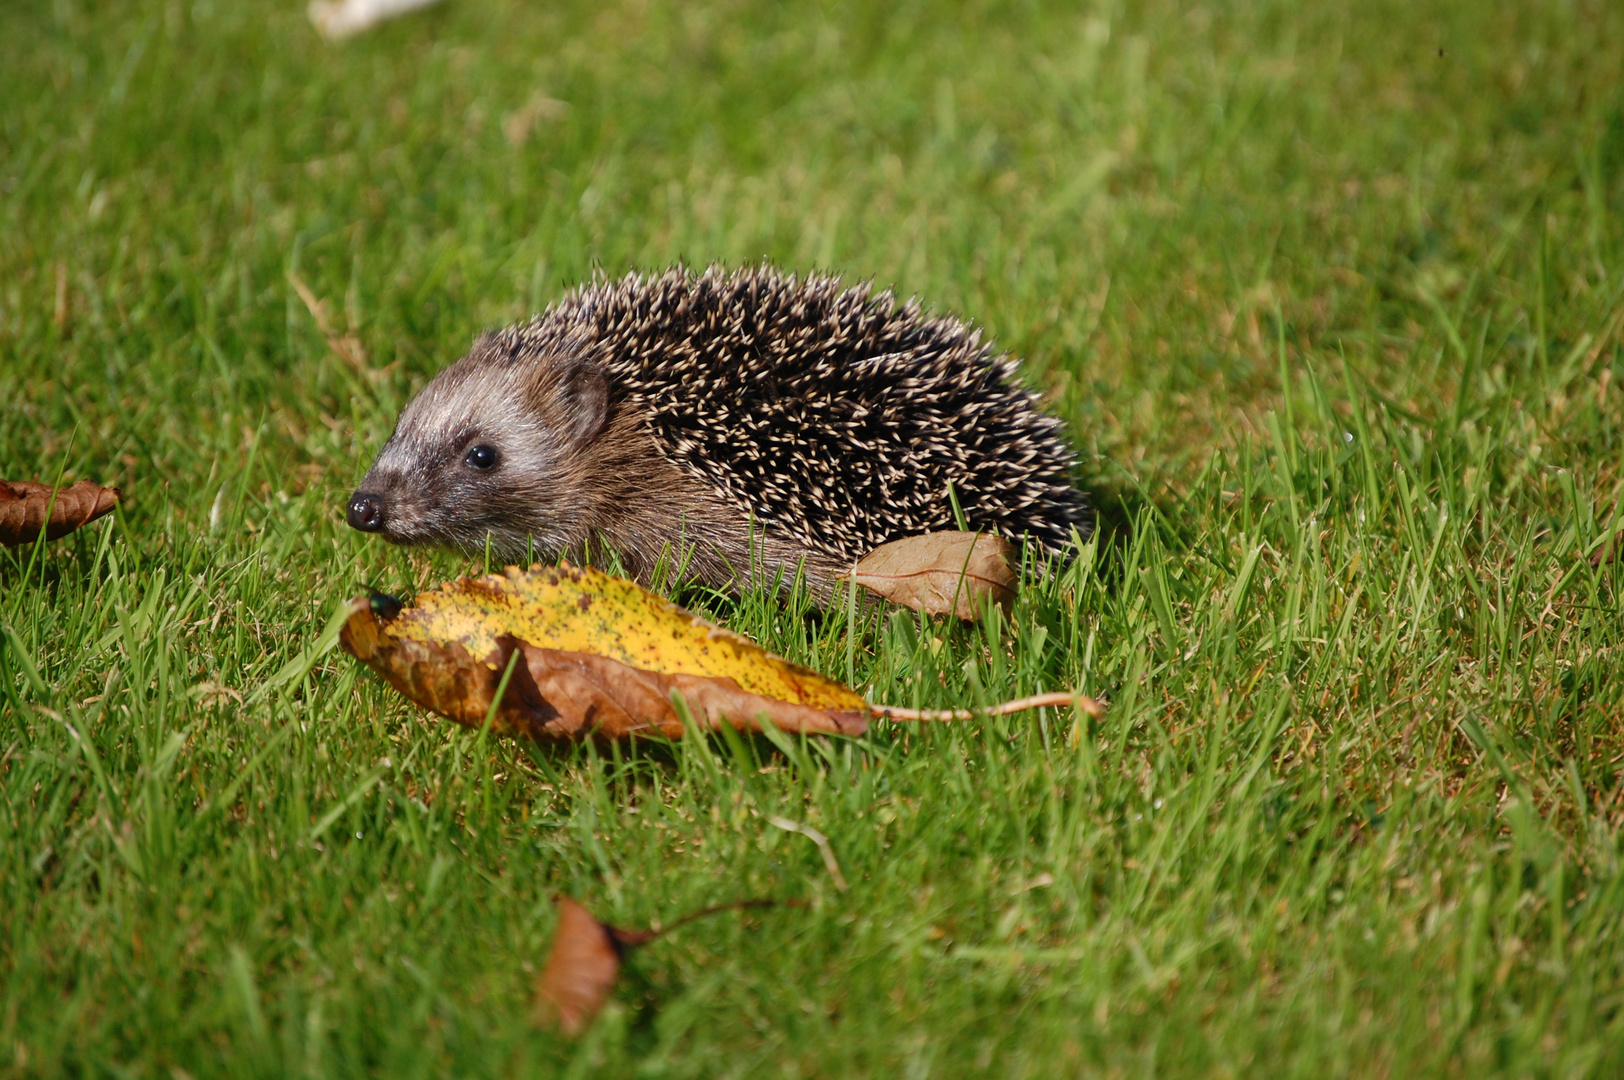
left=350, top=264, right=1092, bottom=596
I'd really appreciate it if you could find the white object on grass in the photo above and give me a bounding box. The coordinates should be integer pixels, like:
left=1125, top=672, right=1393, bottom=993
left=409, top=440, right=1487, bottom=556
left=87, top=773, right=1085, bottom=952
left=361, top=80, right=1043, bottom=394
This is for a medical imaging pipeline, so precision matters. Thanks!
left=309, top=0, right=445, bottom=40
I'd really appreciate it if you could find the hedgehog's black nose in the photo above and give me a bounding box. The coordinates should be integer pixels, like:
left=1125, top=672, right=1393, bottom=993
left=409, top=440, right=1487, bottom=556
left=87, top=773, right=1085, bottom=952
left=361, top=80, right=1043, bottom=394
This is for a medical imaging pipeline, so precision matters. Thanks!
left=347, top=491, right=386, bottom=533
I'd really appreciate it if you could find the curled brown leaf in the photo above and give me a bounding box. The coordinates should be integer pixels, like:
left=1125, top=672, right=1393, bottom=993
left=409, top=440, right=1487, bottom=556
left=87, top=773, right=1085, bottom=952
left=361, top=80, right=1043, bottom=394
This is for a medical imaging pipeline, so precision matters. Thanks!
left=0, top=480, right=120, bottom=547
left=534, top=896, right=796, bottom=1036
left=534, top=897, right=651, bottom=1037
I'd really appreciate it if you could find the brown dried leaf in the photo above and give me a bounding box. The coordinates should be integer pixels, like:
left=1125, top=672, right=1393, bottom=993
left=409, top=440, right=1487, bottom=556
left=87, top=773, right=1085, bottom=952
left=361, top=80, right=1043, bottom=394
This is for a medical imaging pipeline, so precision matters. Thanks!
left=0, top=480, right=120, bottom=547
left=847, top=531, right=1016, bottom=620
left=338, top=565, right=870, bottom=742
left=534, top=897, right=790, bottom=1036
left=534, top=897, right=652, bottom=1037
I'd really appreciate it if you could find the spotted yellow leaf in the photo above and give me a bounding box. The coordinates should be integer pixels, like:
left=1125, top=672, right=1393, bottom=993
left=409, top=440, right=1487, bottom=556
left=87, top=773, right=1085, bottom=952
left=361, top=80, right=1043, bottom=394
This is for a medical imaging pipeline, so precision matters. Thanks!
left=338, top=563, right=1095, bottom=743
left=339, top=564, right=869, bottom=741
left=387, top=564, right=864, bottom=712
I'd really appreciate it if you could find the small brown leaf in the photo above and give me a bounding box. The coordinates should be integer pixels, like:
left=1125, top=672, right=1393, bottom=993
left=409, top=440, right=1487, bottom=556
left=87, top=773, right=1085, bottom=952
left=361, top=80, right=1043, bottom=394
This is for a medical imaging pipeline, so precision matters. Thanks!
left=847, top=531, right=1016, bottom=620
left=534, top=896, right=792, bottom=1036
left=534, top=897, right=651, bottom=1036
left=0, top=480, right=120, bottom=547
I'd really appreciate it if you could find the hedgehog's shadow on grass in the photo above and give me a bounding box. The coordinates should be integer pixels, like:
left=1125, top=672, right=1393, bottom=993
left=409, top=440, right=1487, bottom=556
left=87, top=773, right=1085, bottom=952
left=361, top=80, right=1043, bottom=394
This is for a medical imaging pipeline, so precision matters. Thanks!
left=511, top=725, right=836, bottom=787
left=1081, top=480, right=1146, bottom=584
left=0, top=532, right=111, bottom=593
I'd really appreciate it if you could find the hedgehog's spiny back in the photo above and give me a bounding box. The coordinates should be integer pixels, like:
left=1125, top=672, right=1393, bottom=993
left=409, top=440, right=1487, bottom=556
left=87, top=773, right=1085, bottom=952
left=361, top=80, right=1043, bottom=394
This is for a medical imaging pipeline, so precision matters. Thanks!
left=510, top=265, right=1091, bottom=564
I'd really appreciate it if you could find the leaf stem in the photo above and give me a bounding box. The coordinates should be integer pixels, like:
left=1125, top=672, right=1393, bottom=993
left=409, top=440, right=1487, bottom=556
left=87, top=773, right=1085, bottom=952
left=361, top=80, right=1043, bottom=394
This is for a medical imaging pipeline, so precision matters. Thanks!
left=869, top=690, right=1105, bottom=722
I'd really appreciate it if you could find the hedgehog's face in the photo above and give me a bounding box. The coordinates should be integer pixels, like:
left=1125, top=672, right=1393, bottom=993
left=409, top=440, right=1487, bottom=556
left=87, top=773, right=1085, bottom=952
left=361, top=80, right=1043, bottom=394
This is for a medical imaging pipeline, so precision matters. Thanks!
left=347, top=339, right=608, bottom=562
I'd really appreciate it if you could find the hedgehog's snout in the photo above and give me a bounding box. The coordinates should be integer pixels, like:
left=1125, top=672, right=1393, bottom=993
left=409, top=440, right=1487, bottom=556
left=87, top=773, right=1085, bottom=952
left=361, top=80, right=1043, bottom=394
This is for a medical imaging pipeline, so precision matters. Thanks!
left=347, top=490, right=386, bottom=533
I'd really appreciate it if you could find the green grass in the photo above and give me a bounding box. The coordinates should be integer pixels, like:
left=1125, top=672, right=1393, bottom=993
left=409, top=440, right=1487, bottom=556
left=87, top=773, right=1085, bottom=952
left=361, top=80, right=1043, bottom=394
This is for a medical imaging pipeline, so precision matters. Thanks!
left=5, top=0, right=1624, bottom=1075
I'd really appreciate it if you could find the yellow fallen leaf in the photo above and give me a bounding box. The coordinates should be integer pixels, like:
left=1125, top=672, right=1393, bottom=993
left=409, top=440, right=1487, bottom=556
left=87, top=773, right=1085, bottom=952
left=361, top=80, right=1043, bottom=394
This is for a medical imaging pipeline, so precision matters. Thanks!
left=337, top=563, right=1102, bottom=742
left=340, top=564, right=868, bottom=741
left=384, top=564, right=863, bottom=711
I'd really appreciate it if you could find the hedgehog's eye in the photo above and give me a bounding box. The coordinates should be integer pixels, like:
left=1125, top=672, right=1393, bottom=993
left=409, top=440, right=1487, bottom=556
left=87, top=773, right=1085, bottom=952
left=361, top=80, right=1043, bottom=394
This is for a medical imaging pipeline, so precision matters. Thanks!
left=464, top=444, right=498, bottom=471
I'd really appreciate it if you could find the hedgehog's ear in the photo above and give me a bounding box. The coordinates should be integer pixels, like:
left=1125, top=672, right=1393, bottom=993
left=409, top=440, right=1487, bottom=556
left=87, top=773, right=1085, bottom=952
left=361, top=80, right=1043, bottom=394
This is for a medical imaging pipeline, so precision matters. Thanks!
left=547, top=359, right=608, bottom=449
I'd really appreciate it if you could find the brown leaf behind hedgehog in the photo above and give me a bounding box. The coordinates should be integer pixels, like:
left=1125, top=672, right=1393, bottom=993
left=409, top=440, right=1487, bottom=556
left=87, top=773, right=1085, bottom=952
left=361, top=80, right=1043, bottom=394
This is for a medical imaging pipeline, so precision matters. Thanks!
left=347, top=265, right=1092, bottom=599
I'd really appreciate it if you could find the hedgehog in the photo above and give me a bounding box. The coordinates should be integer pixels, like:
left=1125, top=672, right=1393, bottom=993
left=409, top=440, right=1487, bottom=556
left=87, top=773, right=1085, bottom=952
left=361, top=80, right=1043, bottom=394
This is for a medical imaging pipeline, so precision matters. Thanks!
left=347, top=265, right=1092, bottom=597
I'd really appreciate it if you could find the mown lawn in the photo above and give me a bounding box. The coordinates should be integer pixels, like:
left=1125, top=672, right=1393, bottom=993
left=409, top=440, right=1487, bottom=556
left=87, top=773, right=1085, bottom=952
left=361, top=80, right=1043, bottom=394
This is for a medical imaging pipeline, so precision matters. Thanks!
left=4, top=1, right=1624, bottom=1076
